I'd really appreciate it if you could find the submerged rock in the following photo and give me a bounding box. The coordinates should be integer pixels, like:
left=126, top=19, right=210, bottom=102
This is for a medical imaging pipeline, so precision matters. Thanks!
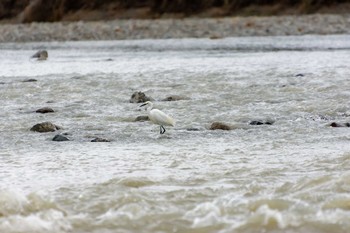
left=91, top=137, right=110, bottom=142
left=162, top=95, right=189, bottom=101
left=135, top=115, right=149, bottom=122
left=129, top=91, right=153, bottom=103
left=35, top=107, right=54, bottom=114
left=330, top=122, right=350, bottom=127
left=209, top=122, right=232, bottom=130
left=52, top=134, right=69, bottom=141
left=186, top=128, right=200, bottom=131
left=31, top=50, right=48, bottom=60
left=30, top=122, right=60, bottom=132
left=22, top=79, right=37, bottom=82
left=249, top=120, right=274, bottom=125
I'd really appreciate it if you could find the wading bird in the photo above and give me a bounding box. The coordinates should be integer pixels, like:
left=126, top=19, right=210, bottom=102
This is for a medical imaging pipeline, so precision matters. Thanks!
left=140, top=101, right=175, bottom=134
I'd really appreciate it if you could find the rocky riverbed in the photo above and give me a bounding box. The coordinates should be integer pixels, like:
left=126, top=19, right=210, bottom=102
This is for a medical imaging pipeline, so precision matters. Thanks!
left=0, top=14, right=350, bottom=42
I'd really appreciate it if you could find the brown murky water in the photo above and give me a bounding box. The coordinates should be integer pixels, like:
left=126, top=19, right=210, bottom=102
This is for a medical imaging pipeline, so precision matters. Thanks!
left=1, top=35, right=350, bottom=233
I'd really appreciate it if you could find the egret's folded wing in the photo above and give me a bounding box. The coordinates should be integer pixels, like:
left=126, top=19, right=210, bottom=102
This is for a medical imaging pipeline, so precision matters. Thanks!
left=149, top=109, right=175, bottom=126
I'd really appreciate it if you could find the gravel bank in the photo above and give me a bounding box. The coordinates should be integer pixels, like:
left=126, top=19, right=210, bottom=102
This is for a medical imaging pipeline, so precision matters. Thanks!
left=1, top=14, right=350, bottom=42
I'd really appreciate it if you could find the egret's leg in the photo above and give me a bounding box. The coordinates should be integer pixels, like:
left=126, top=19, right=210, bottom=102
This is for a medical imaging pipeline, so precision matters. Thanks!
left=160, top=126, right=166, bottom=134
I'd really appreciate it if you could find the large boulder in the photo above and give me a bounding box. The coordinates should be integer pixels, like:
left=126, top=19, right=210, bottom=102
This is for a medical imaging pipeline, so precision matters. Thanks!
left=30, top=122, right=60, bottom=132
left=209, top=122, right=232, bottom=130
left=129, top=91, right=153, bottom=103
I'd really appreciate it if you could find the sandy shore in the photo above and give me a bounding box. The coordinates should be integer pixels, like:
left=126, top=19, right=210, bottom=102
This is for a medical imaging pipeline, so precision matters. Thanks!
left=0, top=14, right=350, bottom=42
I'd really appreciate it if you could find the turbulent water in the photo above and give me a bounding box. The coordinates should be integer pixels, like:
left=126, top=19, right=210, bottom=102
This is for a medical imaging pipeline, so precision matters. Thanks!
left=1, top=35, right=350, bottom=233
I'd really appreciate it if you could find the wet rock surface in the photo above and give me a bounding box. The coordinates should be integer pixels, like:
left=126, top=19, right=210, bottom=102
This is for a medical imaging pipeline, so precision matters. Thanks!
left=162, top=95, right=189, bottom=101
left=35, top=107, right=54, bottom=114
left=31, top=50, right=48, bottom=60
left=130, top=91, right=153, bottom=103
left=91, top=137, right=110, bottom=142
left=209, top=122, right=232, bottom=130
left=249, top=120, right=274, bottom=125
left=135, top=115, right=149, bottom=122
left=30, top=122, right=60, bottom=132
left=330, top=122, right=350, bottom=127
left=22, top=79, right=37, bottom=82
left=52, top=134, right=70, bottom=141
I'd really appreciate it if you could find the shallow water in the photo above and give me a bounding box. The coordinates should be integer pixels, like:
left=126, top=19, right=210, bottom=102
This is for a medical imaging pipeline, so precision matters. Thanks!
left=1, top=35, right=350, bottom=233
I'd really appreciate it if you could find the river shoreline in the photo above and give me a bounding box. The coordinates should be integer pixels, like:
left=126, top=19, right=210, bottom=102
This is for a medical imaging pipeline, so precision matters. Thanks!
left=0, top=14, right=350, bottom=43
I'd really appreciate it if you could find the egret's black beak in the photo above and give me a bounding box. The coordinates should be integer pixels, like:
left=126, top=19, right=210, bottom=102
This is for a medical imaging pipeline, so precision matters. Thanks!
left=140, top=103, right=147, bottom=107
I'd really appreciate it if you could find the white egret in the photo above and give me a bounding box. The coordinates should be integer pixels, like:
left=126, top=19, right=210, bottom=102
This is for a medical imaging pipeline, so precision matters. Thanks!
left=140, top=101, right=175, bottom=134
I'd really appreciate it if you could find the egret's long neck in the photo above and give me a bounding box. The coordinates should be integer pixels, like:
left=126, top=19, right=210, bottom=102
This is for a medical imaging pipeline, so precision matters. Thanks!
left=146, top=104, right=153, bottom=112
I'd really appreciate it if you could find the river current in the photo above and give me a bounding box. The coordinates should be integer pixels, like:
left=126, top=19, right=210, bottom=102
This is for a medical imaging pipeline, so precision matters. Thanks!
left=1, top=35, right=350, bottom=233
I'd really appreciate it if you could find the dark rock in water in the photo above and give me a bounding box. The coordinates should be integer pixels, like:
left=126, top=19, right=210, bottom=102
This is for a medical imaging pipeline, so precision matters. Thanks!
left=135, top=115, right=149, bottom=122
left=35, top=107, right=54, bottom=114
left=209, top=122, right=232, bottom=130
left=0, top=82, right=5, bottom=85
left=30, top=122, right=60, bottom=132
left=129, top=91, right=153, bottom=103
left=22, top=79, right=37, bottom=82
left=52, top=134, right=69, bottom=141
left=295, top=73, right=305, bottom=77
left=330, top=122, right=350, bottom=127
left=91, top=137, right=110, bottom=142
left=31, top=50, right=48, bottom=60
left=187, top=128, right=200, bottom=131
left=249, top=120, right=274, bottom=125
left=162, top=95, right=189, bottom=101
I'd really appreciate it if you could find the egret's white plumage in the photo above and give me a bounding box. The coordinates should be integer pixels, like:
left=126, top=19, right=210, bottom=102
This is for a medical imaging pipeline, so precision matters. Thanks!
left=140, top=101, right=175, bottom=134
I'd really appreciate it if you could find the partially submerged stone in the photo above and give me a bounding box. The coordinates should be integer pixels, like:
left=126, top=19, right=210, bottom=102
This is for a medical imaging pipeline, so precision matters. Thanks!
left=31, top=50, right=48, bottom=60
left=91, top=137, right=110, bottom=142
left=162, top=95, right=189, bottom=101
left=129, top=91, right=153, bottom=103
left=209, top=122, right=232, bottom=130
left=330, top=122, right=350, bottom=127
left=249, top=120, right=274, bottom=125
left=52, top=134, right=69, bottom=141
left=135, top=115, right=149, bottom=122
left=30, top=122, right=60, bottom=132
left=22, top=79, right=37, bottom=82
left=35, top=107, right=54, bottom=114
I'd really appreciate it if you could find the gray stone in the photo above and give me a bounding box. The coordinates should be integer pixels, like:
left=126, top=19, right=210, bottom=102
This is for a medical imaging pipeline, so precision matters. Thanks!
left=22, top=79, right=37, bottom=82
left=129, top=91, right=153, bottom=103
left=135, top=115, right=149, bottom=122
left=91, top=137, right=110, bottom=142
left=249, top=120, right=274, bottom=125
left=52, top=134, right=69, bottom=141
left=30, top=122, right=60, bottom=132
left=35, top=107, right=54, bottom=114
left=330, top=122, right=350, bottom=127
left=162, top=95, right=189, bottom=101
left=31, top=50, right=48, bottom=60
left=209, top=122, right=232, bottom=130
